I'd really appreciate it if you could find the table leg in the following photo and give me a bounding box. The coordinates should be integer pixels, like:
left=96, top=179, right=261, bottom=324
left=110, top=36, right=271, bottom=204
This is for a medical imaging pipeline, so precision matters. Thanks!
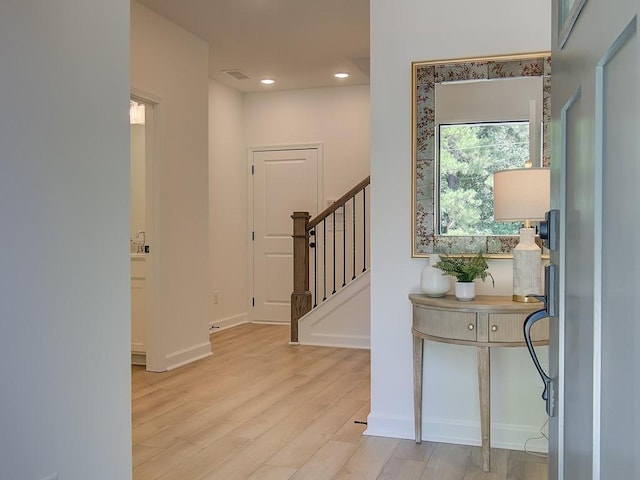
left=478, top=346, right=490, bottom=472
left=413, top=333, right=423, bottom=443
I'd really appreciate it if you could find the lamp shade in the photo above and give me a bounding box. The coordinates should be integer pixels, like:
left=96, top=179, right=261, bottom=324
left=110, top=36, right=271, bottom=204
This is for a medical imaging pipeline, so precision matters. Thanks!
left=493, top=167, right=550, bottom=222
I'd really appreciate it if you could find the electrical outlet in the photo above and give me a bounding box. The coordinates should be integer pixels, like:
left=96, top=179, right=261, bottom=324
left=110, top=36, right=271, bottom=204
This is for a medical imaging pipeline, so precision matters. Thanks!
left=212, top=290, right=219, bottom=304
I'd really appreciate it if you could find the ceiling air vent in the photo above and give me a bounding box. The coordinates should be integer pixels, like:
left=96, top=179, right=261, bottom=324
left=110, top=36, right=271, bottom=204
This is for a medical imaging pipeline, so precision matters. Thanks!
left=222, top=69, right=251, bottom=80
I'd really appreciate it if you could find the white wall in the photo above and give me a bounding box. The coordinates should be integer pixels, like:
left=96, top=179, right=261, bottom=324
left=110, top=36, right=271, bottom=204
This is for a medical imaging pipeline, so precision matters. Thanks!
left=208, top=84, right=371, bottom=327
left=369, top=0, right=552, bottom=450
left=244, top=85, right=371, bottom=201
left=0, top=1, right=131, bottom=478
left=209, top=80, right=248, bottom=328
left=131, top=1, right=211, bottom=369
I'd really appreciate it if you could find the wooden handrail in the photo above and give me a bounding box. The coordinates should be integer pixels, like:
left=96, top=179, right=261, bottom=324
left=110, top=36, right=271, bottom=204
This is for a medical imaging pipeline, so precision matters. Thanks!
left=308, top=176, right=370, bottom=230
left=291, top=176, right=370, bottom=343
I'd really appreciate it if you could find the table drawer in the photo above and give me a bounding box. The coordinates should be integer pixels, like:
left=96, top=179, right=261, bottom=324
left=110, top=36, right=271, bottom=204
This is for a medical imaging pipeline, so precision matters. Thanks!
left=413, top=306, right=477, bottom=341
left=488, top=313, right=549, bottom=343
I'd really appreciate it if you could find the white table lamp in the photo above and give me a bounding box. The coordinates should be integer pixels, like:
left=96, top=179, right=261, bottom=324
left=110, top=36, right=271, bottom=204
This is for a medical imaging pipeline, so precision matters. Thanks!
left=493, top=167, right=550, bottom=302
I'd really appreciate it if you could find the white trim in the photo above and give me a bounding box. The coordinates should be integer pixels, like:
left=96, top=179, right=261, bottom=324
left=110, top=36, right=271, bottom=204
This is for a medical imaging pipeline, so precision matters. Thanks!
left=247, top=149, right=255, bottom=320
left=593, top=56, right=604, bottom=480
left=130, top=87, right=162, bottom=105
left=129, top=90, right=165, bottom=373
left=209, top=313, right=249, bottom=333
left=131, top=353, right=146, bottom=366
left=250, top=142, right=324, bottom=154
left=252, top=320, right=289, bottom=325
left=591, top=19, right=637, bottom=479
left=364, top=414, right=548, bottom=453
left=297, top=334, right=370, bottom=350
left=165, top=342, right=212, bottom=371
left=558, top=0, right=588, bottom=50
left=558, top=86, right=581, bottom=480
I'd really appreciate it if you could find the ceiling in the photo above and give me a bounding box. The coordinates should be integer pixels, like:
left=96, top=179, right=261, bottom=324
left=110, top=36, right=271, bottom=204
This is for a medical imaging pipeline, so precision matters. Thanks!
left=136, top=0, right=370, bottom=93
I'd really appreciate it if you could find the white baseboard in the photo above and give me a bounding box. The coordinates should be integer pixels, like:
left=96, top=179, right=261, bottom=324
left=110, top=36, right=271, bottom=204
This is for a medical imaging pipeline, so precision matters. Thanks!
left=364, top=413, right=548, bottom=453
left=252, top=320, right=289, bottom=325
left=210, top=313, right=249, bottom=333
left=299, top=333, right=370, bottom=349
left=131, top=352, right=146, bottom=366
left=165, top=341, right=212, bottom=370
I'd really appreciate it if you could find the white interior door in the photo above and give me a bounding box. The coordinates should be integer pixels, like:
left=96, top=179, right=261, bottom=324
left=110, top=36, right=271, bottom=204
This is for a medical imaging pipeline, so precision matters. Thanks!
left=252, top=147, right=320, bottom=323
left=551, top=1, right=639, bottom=479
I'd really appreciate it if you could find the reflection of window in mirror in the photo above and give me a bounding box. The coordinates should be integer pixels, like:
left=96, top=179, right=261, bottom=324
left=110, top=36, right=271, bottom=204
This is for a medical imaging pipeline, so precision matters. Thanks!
left=435, top=76, right=543, bottom=237
left=439, top=122, right=527, bottom=235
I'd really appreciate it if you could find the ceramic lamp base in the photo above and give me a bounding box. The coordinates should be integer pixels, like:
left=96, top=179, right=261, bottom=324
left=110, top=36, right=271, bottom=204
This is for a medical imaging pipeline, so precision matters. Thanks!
left=512, top=227, right=542, bottom=302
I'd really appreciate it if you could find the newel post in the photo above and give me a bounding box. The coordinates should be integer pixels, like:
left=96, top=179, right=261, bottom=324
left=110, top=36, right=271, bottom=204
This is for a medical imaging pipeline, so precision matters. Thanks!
left=291, top=211, right=312, bottom=343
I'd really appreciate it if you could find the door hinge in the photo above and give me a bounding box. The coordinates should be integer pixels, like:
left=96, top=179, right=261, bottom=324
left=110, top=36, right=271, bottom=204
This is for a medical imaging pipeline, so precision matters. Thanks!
left=251, top=164, right=255, bottom=175
left=252, top=297, right=255, bottom=307
left=252, top=231, right=255, bottom=241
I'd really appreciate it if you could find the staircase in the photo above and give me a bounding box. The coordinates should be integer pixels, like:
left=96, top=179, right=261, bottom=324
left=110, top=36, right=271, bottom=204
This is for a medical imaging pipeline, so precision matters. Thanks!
left=291, top=176, right=370, bottom=346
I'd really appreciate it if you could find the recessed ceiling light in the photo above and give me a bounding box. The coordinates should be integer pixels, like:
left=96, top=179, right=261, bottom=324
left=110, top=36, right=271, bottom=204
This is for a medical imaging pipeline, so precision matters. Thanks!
left=334, top=72, right=350, bottom=79
left=260, top=79, right=275, bottom=85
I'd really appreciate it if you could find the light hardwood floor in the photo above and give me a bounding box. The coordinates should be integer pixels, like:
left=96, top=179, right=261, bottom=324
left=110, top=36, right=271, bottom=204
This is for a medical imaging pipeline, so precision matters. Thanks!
left=132, top=324, right=547, bottom=480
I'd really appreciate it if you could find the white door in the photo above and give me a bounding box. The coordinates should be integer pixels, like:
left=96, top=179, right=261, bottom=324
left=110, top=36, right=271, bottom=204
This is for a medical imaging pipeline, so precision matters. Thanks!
left=550, top=1, right=639, bottom=478
left=252, top=148, right=320, bottom=323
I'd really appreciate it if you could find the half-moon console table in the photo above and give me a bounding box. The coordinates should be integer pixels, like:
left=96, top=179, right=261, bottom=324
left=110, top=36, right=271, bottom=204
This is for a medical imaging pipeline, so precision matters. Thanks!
left=409, top=294, right=548, bottom=473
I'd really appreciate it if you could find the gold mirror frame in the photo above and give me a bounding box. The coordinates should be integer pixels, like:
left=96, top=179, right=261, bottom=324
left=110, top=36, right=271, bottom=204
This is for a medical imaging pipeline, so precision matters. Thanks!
left=411, top=52, right=551, bottom=257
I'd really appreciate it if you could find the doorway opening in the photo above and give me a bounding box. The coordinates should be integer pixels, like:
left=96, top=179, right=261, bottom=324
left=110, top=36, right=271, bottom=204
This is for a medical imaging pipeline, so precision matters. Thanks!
left=130, top=94, right=161, bottom=372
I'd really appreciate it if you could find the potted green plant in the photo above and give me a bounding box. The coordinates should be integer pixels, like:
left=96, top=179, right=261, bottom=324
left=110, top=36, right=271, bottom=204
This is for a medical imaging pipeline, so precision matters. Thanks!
left=433, top=253, right=494, bottom=301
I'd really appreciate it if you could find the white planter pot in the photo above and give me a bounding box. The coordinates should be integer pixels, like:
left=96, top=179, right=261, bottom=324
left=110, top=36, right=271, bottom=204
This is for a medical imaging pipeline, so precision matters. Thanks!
left=455, top=281, right=475, bottom=301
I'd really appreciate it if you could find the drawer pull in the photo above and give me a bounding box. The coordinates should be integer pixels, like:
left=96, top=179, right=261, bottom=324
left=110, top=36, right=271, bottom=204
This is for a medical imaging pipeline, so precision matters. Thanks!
left=491, top=325, right=498, bottom=332
left=468, top=324, right=475, bottom=331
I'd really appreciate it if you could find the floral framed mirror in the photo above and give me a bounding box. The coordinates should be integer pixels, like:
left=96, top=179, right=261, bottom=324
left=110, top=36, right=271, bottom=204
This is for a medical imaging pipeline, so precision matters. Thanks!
left=411, top=52, right=551, bottom=257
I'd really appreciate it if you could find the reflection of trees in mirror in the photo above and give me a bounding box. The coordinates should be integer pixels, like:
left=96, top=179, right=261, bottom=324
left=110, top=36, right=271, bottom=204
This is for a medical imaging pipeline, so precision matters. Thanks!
left=439, top=121, right=527, bottom=236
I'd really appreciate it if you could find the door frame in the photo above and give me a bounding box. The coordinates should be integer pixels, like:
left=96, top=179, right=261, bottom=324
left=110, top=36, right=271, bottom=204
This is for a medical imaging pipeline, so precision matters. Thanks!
left=247, top=143, right=324, bottom=323
left=131, top=87, right=164, bottom=372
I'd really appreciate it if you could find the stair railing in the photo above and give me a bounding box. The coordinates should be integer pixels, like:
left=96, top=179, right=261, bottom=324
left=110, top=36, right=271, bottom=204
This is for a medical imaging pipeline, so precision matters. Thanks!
left=291, top=176, right=370, bottom=342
